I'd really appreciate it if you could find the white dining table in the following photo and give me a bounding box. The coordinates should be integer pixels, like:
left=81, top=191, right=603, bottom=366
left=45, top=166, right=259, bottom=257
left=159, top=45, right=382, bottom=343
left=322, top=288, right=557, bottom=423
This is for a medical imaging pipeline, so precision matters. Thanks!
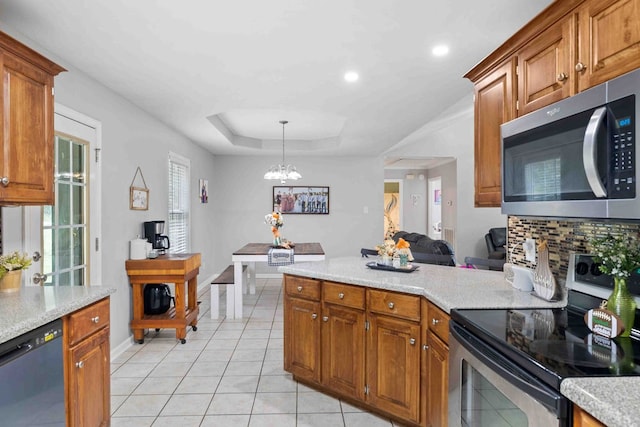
left=230, top=242, right=325, bottom=319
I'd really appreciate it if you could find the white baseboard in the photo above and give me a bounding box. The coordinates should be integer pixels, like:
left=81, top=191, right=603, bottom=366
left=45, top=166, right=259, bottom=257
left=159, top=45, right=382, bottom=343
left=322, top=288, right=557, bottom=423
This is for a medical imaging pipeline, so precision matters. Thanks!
left=111, top=336, right=136, bottom=361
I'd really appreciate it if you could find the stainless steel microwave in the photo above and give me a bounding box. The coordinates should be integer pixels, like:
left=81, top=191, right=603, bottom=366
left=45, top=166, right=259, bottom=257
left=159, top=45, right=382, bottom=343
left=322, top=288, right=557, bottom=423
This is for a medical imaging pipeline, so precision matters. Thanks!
left=501, top=68, right=639, bottom=219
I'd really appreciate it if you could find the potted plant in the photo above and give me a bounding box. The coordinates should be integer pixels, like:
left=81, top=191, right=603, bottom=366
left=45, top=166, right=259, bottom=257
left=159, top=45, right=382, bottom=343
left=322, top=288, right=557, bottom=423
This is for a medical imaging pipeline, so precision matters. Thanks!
left=590, top=234, right=640, bottom=337
left=0, top=251, right=33, bottom=293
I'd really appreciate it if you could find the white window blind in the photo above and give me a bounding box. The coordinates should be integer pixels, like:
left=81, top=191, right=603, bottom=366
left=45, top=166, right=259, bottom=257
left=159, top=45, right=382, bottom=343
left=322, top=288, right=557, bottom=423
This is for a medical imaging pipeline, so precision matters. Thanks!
left=168, top=152, right=190, bottom=254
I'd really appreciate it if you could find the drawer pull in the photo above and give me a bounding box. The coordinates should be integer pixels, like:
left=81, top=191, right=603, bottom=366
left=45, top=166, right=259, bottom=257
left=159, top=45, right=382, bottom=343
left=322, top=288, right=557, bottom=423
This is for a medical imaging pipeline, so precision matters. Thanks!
left=422, top=344, right=429, bottom=351
left=338, top=292, right=345, bottom=299
left=323, top=316, right=329, bottom=322
left=297, top=286, right=303, bottom=292
left=91, top=316, right=100, bottom=324
left=311, top=313, right=318, bottom=320
left=409, top=338, right=416, bottom=345
left=432, top=318, right=440, bottom=325
left=557, top=72, right=568, bottom=82
left=76, top=361, right=84, bottom=369
left=388, top=302, right=395, bottom=309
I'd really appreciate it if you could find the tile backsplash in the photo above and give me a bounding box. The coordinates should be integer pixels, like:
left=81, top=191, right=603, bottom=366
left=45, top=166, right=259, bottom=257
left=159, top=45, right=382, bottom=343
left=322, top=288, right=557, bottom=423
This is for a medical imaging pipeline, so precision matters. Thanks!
left=508, top=216, right=640, bottom=283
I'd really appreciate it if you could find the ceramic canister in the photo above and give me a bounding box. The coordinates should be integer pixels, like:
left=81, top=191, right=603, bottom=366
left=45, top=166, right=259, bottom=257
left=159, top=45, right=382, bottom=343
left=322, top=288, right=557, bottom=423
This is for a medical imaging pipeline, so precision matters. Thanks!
left=130, top=237, right=148, bottom=260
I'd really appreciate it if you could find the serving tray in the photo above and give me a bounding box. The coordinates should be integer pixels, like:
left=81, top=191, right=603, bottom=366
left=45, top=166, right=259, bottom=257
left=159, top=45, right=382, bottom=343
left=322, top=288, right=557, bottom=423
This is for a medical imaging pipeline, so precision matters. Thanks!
left=366, top=261, right=419, bottom=273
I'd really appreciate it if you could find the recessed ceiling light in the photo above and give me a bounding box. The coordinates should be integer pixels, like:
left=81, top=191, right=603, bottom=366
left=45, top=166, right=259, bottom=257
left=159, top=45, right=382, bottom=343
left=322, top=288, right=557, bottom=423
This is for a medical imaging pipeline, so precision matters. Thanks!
left=432, top=45, right=449, bottom=57
left=344, top=71, right=359, bottom=82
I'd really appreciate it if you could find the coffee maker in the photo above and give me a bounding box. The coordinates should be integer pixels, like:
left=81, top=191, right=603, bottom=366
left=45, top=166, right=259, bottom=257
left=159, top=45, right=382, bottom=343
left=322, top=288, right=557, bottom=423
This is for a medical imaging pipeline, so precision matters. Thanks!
left=143, top=220, right=170, bottom=254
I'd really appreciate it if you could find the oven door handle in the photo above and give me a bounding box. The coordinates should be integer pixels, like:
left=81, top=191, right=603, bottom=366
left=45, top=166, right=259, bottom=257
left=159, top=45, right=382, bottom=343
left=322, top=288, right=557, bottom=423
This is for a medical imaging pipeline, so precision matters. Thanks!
left=583, top=106, right=607, bottom=198
left=451, top=323, right=564, bottom=417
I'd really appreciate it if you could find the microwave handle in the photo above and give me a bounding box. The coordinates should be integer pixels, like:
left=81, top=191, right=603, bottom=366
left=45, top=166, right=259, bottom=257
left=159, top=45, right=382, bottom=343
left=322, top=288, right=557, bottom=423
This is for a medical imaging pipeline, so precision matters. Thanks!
left=583, top=106, right=607, bottom=198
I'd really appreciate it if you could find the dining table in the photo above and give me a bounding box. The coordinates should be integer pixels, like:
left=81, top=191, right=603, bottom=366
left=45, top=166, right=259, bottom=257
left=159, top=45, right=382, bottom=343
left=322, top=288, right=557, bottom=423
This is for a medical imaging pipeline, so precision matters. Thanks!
left=231, top=242, right=325, bottom=319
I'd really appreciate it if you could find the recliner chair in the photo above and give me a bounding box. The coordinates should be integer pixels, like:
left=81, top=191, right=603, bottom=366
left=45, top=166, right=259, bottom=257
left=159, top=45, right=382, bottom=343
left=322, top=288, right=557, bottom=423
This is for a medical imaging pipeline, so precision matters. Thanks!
left=485, top=227, right=507, bottom=260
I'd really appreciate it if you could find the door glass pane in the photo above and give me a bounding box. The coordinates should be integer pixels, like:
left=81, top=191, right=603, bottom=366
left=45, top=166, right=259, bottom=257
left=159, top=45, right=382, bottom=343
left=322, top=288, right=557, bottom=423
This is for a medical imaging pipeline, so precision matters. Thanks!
left=57, top=137, right=70, bottom=182
left=72, top=228, right=83, bottom=267
left=58, top=185, right=70, bottom=226
left=72, top=142, right=85, bottom=184
left=58, top=228, right=71, bottom=271
left=461, top=361, right=528, bottom=426
left=72, top=186, right=83, bottom=224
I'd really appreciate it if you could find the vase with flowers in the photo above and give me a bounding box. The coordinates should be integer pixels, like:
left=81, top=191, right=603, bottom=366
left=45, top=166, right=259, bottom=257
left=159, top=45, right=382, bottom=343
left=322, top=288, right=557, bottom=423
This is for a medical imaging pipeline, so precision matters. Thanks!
left=590, top=234, right=640, bottom=337
left=376, top=238, right=414, bottom=267
left=265, top=212, right=284, bottom=247
left=0, top=251, right=33, bottom=292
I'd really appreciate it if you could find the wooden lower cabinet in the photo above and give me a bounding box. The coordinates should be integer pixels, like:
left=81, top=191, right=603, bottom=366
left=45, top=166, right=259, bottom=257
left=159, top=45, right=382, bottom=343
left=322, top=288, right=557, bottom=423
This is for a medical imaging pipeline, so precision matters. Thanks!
left=64, top=298, right=111, bottom=427
left=321, top=303, right=365, bottom=400
left=367, top=313, right=421, bottom=424
left=425, top=332, right=448, bottom=427
left=284, top=296, right=321, bottom=384
left=573, top=405, right=605, bottom=427
left=283, top=274, right=447, bottom=426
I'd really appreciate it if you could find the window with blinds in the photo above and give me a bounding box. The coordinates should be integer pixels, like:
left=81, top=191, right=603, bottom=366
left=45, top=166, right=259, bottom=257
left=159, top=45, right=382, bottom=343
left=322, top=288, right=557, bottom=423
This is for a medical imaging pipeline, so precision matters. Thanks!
left=168, top=152, right=190, bottom=253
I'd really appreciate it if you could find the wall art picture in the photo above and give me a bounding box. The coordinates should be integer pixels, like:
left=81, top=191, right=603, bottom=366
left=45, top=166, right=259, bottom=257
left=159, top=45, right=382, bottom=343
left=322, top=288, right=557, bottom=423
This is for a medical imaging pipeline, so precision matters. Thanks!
left=273, top=186, right=329, bottom=214
left=199, top=179, right=209, bottom=203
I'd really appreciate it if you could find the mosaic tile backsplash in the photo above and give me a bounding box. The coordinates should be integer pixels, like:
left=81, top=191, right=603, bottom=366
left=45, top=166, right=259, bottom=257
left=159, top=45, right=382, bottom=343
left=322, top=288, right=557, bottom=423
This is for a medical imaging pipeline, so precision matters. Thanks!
left=508, top=216, right=640, bottom=284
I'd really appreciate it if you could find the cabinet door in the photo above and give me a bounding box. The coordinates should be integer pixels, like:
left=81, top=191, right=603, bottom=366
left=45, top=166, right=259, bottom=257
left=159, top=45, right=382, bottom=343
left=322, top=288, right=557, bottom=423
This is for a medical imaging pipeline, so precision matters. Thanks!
left=426, top=332, right=448, bottom=427
left=517, top=16, right=574, bottom=115
left=473, top=58, right=517, bottom=207
left=573, top=404, right=605, bottom=427
left=67, top=327, right=110, bottom=427
left=284, top=296, right=321, bottom=383
left=578, top=0, right=640, bottom=91
left=367, top=313, right=421, bottom=423
left=321, top=303, right=365, bottom=400
left=0, top=50, right=55, bottom=204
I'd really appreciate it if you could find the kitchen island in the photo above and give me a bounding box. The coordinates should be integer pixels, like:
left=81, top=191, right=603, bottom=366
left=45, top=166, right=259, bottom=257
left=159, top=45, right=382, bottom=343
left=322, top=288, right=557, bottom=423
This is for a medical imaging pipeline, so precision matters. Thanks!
left=279, top=257, right=637, bottom=427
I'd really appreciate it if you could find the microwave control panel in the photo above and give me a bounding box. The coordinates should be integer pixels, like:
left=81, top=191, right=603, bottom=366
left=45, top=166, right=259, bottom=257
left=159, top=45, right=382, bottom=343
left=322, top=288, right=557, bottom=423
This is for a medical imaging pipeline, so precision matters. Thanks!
left=609, top=95, right=635, bottom=198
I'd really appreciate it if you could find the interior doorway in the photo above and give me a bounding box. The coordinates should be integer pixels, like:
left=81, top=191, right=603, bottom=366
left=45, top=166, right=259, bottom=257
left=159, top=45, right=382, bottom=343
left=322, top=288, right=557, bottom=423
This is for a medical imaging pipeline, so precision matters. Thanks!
left=428, top=177, right=442, bottom=239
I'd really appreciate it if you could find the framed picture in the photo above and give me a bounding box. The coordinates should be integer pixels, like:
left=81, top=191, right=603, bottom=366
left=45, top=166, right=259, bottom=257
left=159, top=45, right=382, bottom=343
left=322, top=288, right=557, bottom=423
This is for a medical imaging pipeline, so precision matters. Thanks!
left=130, top=186, right=149, bottom=210
left=273, top=186, right=330, bottom=214
left=199, top=179, right=209, bottom=203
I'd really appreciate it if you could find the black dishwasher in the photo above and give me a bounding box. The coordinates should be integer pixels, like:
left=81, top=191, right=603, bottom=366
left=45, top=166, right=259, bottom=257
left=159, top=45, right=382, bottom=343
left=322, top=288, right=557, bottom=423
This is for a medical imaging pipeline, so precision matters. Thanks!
left=0, top=319, right=65, bottom=426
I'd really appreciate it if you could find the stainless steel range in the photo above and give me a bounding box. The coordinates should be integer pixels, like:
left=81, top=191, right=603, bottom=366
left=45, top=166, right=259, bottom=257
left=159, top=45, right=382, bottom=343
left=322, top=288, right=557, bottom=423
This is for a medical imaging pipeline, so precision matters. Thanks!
left=449, top=253, right=640, bottom=427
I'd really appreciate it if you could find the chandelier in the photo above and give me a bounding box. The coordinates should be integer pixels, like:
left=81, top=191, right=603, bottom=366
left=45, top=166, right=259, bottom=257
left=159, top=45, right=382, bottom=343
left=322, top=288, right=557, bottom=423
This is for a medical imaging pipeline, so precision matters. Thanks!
left=263, top=120, right=302, bottom=184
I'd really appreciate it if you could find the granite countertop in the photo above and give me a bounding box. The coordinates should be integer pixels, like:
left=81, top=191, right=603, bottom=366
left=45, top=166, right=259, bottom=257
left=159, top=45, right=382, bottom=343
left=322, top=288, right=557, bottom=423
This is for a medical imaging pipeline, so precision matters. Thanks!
left=0, top=286, right=115, bottom=345
left=279, top=256, right=566, bottom=313
left=562, top=378, right=640, bottom=427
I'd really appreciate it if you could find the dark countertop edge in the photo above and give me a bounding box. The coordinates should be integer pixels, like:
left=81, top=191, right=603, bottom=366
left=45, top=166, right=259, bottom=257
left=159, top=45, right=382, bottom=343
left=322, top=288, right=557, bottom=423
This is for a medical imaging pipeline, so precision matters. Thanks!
left=0, top=287, right=116, bottom=345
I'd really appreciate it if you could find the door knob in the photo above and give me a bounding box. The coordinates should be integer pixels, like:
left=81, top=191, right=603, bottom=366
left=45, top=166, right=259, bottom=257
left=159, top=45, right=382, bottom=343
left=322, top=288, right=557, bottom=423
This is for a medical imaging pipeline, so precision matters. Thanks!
left=32, top=273, right=48, bottom=285
left=76, top=361, right=84, bottom=369
left=32, top=251, right=42, bottom=262
left=0, top=176, right=8, bottom=186
left=575, top=62, right=586, bottom=72
left=557, top=72, right=568, bottom=82
left=311, top=313, right=318, bottom=319
left=297, top=286, right=303, bottom=292
left=432, top=318, right=440, bottom=325
left=388, top=302, right=395, bottom=309
left=409, top=338, right=416, bottom=345
left=323, top=316, right=329, bottom=322
left=91, top=316, right=100, bottom=324
left=338, top=292, right=345, bottom=299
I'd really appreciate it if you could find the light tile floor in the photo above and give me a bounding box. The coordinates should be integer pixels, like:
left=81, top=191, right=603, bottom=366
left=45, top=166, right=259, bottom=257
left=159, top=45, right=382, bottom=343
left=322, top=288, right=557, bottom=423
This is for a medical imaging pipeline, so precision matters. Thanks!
left=111, top=277, right=406, bottom=427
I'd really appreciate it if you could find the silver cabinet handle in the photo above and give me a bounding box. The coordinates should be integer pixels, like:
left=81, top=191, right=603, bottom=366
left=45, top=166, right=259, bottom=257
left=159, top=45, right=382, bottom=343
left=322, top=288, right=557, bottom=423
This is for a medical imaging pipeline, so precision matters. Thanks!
left=297, top=286, right=303, bottom=292
left=388, top=302, right=394, bottom=309
left=0, top=177, right=8, bottom=186
left=311, top=313, right=318, bottom=320
left=409, top=338, right=416, bottom=345
left=422, top=344, right=429, bottom=351
left=432, top=318, right=440, bottom=325
left=557, top=72, right=568, bottom=82
left=323, top=316, right=329, bottom=322
left=575, top=62, right=586, bottom=72
left=338, top=292, right=344, bottom=299
left=91, top=316, right=100, bottom=324
left=76, top=361, right=84, bottom=369
left=32, top=273, right=48, bottom=285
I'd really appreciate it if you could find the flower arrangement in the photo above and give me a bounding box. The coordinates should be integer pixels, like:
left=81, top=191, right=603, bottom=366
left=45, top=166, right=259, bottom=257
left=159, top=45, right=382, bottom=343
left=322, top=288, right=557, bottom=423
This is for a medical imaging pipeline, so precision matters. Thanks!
left=376, top=238, right=414, bottom=261
left=590, top=234, right=640, bottom=279
left=265, top=212, right=284, bottom=246
left=0, top=251, right=32, bottom=279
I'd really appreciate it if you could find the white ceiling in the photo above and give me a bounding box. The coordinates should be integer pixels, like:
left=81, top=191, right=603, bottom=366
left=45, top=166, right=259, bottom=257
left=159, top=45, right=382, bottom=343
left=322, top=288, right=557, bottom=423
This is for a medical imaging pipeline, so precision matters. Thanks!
left=0, top=0, right=554, bottom=158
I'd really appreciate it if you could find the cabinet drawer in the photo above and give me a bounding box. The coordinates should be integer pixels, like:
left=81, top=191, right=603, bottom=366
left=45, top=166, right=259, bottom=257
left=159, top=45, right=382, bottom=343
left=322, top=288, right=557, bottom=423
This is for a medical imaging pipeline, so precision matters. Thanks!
left=67, top=298, right=110, bottom=346
left=323, top=281, right=365, bottom=309
left=428, top=302, right=450, bottom=345
left=367, top=289, right=420, bottom=321
left=284, top=275, right=321, bottom=301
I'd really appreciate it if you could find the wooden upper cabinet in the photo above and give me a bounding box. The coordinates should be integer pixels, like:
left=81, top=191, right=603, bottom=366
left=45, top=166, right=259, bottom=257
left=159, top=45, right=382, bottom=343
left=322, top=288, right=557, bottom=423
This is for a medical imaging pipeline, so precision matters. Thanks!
left=577, top=0, right=640, bottom=91
left=0, top=31, right=64, bottom=205
left=517, top=15, right=575, bottom=116
left=473, top=58, right=516, bottom=207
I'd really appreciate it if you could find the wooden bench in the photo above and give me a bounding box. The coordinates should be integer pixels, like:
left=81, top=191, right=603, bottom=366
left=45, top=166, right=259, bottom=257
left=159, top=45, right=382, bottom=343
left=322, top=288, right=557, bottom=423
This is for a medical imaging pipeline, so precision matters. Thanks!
left=210, top=264, right=247, bottom=319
